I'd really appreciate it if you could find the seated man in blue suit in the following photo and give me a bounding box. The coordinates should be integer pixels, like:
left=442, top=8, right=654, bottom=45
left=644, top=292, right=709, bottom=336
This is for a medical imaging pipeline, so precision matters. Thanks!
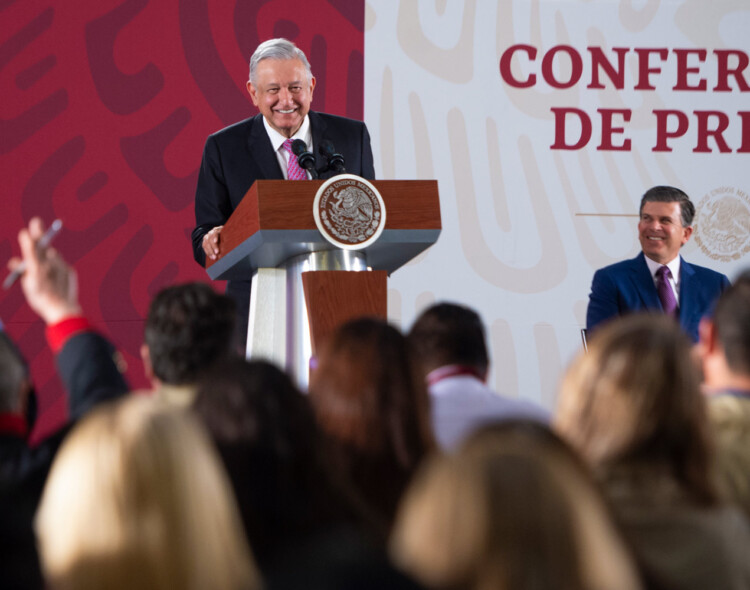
left=191, top=38, right=375, bottom=350
left=586, top=186, right=730, bottom=342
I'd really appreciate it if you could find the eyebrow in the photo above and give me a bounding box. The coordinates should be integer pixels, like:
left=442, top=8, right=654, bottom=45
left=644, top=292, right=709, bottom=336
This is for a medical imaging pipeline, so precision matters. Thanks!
left=265, top=80, right=303, bottom=87
left=641, top=213, right=678, bottom=222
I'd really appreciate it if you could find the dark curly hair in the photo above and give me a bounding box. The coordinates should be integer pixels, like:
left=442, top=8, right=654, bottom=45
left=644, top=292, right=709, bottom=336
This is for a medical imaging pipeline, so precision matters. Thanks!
left=144, top=282, right=236, bottom=385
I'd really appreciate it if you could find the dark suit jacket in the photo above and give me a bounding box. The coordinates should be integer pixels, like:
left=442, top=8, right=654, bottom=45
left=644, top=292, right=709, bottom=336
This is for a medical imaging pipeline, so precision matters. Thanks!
left=0, top=330, right=128, bottom=590
left=191, top=111, right=376, bottom=266
left=586, top=252, right=730, bottom=342
left=191, top=111, right=375, bottom=347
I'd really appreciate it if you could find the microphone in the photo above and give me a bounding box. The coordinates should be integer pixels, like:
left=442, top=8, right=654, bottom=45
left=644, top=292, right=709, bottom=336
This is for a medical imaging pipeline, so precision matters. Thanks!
left=318, top=140, right=346, bottom=174
left=291, top=139, right=318, bottom=179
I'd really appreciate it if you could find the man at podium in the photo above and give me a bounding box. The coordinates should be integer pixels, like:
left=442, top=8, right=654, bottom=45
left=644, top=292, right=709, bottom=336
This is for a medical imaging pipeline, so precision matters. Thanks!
left=191, top=38, right=375, bottom=349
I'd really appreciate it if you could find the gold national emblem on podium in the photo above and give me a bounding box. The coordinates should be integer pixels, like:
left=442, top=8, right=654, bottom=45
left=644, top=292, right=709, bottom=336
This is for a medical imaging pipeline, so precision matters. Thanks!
left=313, top=174, right=386, bottom=250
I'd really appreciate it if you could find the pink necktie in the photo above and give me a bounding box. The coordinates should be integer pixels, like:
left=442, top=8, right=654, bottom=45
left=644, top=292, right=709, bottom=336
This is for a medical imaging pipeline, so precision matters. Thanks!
left=656, top=265, right=678, bottom=317
left=282, top=138, right=307, bottom=180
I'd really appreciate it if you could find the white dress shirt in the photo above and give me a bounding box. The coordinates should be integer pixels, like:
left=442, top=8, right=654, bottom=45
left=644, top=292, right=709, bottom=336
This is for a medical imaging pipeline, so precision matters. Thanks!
left=644, top=254, right=681, bottom=306
left=262, top=116, right=313, bottom=179
left=426, top=366, right=550, bottom=450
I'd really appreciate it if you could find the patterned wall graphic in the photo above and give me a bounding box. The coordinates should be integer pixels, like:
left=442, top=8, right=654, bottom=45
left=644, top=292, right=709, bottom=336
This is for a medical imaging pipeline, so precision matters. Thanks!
left=1, top=0, right=365, bottom=442
left=4, top=0, right=749, bottom=441
left=366, top=1, right=750, bottom=408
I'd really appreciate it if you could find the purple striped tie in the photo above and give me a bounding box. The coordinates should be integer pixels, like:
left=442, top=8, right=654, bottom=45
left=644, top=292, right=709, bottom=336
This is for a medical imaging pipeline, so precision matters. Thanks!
left=282, top=138, right=307, bottom=180
left=656, top=265, right=678, bottom=317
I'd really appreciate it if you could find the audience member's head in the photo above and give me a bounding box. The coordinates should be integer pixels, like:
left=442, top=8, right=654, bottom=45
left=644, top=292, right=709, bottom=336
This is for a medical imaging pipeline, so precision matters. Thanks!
left=556, top=314, right=718, bottom=506
left=697, top=271, right=750, bottom=519
left=35, top=395, right=258, bottom=590
left=391, top=420, right=642, bottom=590
left=0, top=331, right=30, bottom=416
left=407, top=302, right=489, bottom=378
left=699, top=272, right=750, bottom=384
left=142, top=282, right=236, bottom=391
left=309, top=317, right=436, bottom=536
left=194, top=358, right=355, bottom=571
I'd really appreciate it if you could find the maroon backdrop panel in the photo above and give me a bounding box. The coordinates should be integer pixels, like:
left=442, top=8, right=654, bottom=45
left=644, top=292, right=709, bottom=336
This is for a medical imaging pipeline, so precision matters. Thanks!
left=0, top=0, right=365, bottom=443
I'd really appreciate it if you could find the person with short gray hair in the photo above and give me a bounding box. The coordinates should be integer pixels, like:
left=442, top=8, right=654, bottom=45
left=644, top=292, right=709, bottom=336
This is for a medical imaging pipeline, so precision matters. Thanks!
left=192, top=37, right=375, bottom=350
left=248, top=37, right=312, bottom=85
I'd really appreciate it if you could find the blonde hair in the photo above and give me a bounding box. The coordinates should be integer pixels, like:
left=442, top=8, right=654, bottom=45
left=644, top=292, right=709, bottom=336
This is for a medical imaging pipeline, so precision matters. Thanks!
left=36, top=395, right=259, bottom=590
left=391, top=423, right=641, bottom=590
left=556, top=315, right=717, bottom=505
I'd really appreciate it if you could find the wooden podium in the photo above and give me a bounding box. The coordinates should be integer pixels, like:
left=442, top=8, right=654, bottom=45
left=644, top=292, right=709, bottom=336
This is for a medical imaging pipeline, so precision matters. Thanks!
left=206, top=179, right=441, bottom=388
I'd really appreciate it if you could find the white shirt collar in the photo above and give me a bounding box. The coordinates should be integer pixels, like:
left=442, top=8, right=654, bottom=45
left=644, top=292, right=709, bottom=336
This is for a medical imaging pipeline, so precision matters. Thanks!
left=425, top=364, right=485, bottom=387
left=262, top=115, right=312, bottom=153
left=644, top=253, right=681, bottom=285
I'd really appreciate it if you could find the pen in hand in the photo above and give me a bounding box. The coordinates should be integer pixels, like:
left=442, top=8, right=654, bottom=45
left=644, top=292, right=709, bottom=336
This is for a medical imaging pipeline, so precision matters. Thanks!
left=4, top=219, right=63, bottom=290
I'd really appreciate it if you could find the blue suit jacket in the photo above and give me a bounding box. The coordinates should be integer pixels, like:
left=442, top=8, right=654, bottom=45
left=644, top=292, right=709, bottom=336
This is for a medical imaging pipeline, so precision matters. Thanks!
left=586, top=252, right=730, bottom=342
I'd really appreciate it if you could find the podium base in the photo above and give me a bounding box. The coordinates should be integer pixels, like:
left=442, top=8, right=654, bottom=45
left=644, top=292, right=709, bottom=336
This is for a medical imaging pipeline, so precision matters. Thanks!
left=246, top=249, right=370, bottom=390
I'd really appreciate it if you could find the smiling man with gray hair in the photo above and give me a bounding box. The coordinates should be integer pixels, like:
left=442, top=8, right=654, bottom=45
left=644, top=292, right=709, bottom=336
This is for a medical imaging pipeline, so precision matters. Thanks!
left=192, top=38, right=375, bottom=350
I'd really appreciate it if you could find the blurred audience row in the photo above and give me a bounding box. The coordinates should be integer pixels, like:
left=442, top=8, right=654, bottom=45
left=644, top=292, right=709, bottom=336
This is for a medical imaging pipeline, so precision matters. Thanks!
left=2, top=218, right=749, bottom=590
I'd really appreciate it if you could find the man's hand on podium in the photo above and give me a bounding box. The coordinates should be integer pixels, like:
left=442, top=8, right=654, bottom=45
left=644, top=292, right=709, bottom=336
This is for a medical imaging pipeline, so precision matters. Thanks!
left=202, top=225, right=223, bottom=261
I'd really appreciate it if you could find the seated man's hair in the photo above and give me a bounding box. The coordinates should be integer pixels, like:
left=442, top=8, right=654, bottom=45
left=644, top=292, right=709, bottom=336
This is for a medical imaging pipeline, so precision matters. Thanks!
left=408, top=302, right=488, bottom=375
left=640, top=185, right=695, bottom=227
left=144, top=282, right=236, bottom=385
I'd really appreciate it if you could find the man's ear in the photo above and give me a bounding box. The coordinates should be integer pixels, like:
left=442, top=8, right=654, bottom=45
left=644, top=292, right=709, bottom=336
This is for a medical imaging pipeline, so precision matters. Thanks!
left=698, top=317, right=717, bottom=354
left=246, top=81, right=258, bottom=106
left=140, top=343, right=154, bottom=382
left=680, top=225, right=694, bottom=246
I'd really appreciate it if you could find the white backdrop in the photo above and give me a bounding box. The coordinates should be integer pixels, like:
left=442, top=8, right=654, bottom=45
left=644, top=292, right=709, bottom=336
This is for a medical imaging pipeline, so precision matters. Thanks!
left=364, top=1, right=750, bottom=409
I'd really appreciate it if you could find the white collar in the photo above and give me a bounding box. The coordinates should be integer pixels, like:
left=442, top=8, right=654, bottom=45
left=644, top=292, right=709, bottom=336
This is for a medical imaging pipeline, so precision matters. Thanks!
left=425, top=364, right=485, bottom=387
left=263, top=115, right=312, bottom=153
left=644, top=253, right=681, bottom=282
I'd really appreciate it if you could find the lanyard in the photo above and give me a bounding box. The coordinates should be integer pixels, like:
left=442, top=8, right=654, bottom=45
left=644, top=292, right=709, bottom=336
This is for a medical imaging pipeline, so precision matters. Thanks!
left=426, top=365, right=484, bottom=387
